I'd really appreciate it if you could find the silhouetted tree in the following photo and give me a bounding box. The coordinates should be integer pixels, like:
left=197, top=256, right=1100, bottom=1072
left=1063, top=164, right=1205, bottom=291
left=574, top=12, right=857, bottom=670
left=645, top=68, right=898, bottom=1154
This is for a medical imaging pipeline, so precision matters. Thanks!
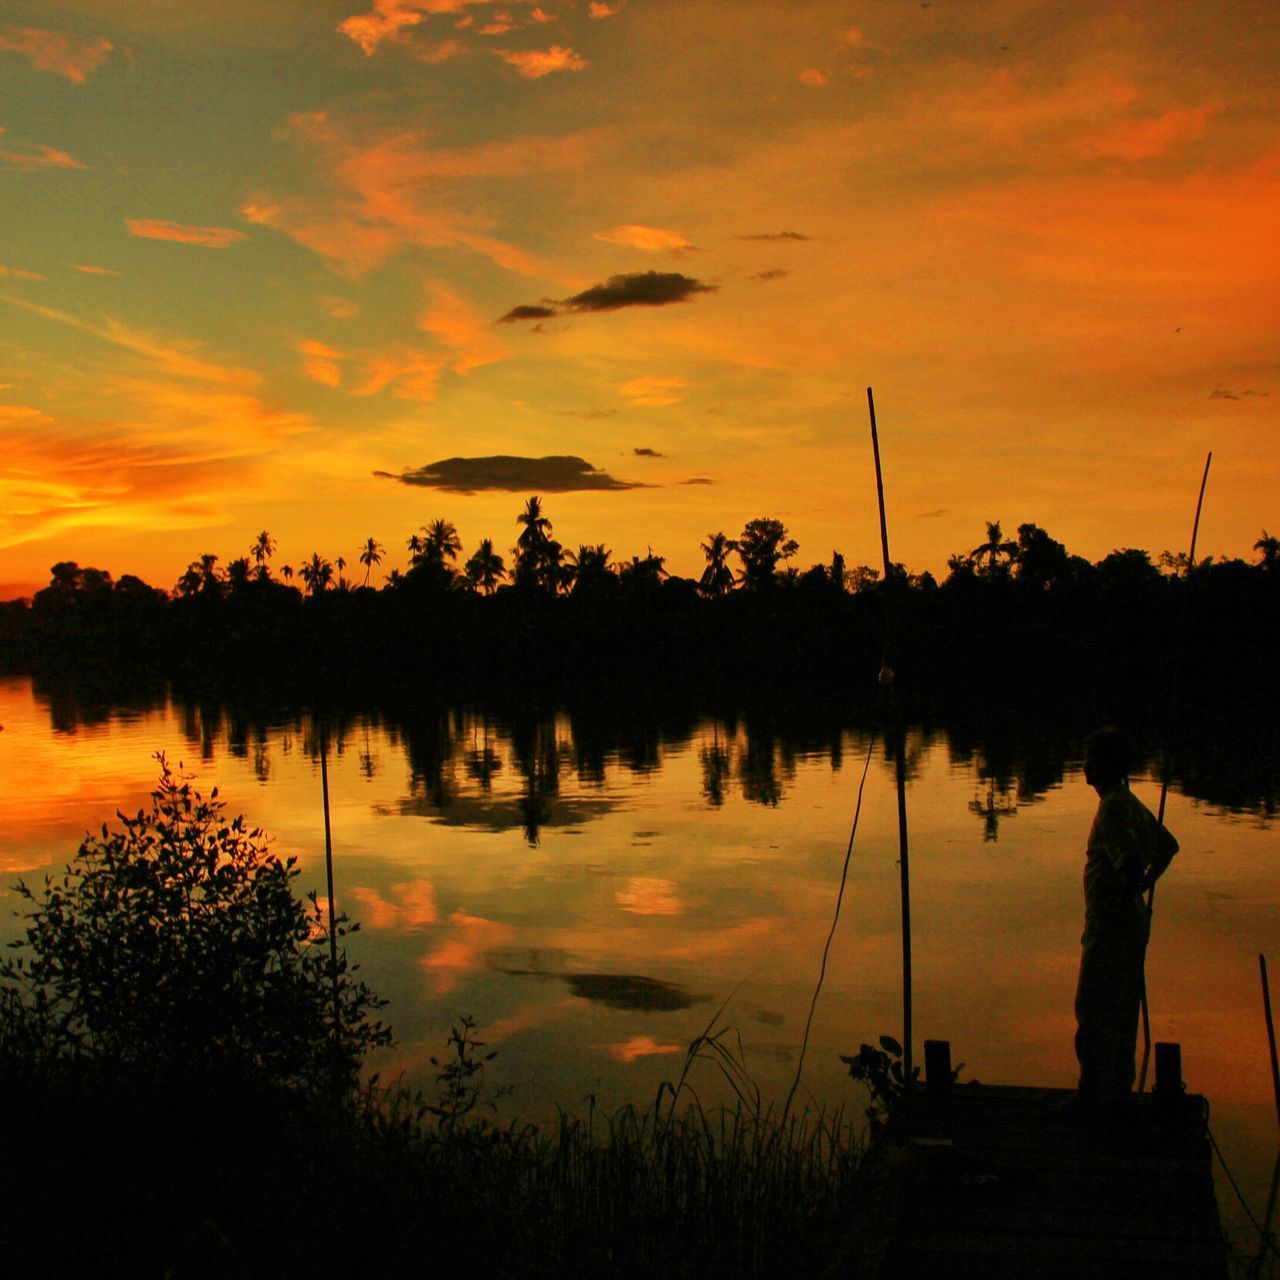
left=1255, top=529, right=1279, bottom=573
left=1014, top=522, right=1070, bottom=591
left=464, top=539, right=506, bottom=595
left=829, top=550, right=847, bottom=591
left=226, top=557, right=252, bottom=595
left=698, top=532, right=736, bottom=597
left=567, top=544, right=613, bottom=595
left=618, top=549, right=667, bottom=590
left=281, top=564, right=294, bottom=582
left=359, top=537, right=384, bottom=587
left=736, top=518, right=798, bottom=590
left=514, top=496, right=555, bottom=591
left=970, top=521, right=1017, bottom=578
left=299, top=553, right=333, bottom=596
left=250, top=530, right=275, bottom=581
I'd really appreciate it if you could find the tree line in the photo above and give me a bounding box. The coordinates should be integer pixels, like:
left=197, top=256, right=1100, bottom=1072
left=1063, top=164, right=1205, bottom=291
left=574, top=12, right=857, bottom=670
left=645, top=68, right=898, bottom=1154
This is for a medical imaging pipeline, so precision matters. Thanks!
left=2, top=499, right=1277, bottom=712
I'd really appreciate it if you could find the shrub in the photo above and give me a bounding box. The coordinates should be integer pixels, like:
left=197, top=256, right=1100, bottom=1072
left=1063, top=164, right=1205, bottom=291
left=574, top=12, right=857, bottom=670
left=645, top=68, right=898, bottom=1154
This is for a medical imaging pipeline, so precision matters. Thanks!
left=0, top=754, right=389, bottom=1091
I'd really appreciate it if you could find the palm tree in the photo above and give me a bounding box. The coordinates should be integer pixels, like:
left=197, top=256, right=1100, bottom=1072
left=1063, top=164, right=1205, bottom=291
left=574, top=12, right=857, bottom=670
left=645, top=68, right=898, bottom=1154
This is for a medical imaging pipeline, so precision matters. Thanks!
left=421, top=518, right=462, bottom=568
left=698, top=531, right=736, bottom=597
left=567, top=543, right=612, bottom=593
left=250, top=530, right=275, bottom=580
left=514, top=496, right=553, bottom=587
left=970, top=520, right=1018, bottom=577
left=175, top=562, right=203, bottom=598
left=359, top=537, right=384, bottom=587
left=281, top=564, right=294, bottom=582
left=464, top=538, right=506, bottom=594
left=226, top=557, right=252, bottom=594
left=336, top=555, right=348, bottom=590
left=406, top=532, right=424, bottom=568
left=299, top=552, right=334, bottom=596
left=1254, top=529, right=1279, bottom=573
left=197, top=553, right=222, bottom=597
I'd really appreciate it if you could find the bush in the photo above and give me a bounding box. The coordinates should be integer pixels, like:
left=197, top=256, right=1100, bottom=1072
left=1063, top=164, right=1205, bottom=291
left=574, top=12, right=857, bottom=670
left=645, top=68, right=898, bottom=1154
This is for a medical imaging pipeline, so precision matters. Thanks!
left=0, top=754, right=389, bottom=1091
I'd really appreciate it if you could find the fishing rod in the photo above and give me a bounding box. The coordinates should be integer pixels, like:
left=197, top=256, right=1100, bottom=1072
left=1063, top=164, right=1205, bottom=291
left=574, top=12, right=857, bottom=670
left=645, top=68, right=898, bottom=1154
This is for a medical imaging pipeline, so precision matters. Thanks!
left=1138, top=450, right=1212, bottom=1094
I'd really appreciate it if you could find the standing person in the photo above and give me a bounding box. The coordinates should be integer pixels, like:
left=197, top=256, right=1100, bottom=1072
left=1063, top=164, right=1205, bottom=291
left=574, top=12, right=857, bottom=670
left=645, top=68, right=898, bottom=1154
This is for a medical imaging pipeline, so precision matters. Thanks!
left=1071, top=727, right=1178, bottom=1113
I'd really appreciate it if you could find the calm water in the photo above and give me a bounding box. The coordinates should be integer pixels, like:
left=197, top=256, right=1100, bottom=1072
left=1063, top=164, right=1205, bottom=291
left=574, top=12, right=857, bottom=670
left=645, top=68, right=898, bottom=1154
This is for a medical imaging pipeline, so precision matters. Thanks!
left=1, top=675, right=1276, bottom=1257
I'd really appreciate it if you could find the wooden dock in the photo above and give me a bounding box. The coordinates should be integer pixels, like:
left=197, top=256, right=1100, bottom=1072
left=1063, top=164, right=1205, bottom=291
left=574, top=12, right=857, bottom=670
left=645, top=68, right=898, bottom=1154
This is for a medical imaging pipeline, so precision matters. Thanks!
left=827, top=1041, right=1230, bottom=1280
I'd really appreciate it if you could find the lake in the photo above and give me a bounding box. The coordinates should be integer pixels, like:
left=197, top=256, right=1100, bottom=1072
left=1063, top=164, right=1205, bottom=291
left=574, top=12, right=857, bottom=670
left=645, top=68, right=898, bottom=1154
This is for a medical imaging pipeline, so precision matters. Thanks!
left=1, top=673, right=1276, bottom=1259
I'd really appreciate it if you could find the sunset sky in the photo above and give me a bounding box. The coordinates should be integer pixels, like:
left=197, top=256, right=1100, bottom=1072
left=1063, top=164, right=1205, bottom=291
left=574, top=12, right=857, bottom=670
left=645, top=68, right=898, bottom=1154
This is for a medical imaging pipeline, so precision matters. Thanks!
left=1, top=0, right=1276, bottom=598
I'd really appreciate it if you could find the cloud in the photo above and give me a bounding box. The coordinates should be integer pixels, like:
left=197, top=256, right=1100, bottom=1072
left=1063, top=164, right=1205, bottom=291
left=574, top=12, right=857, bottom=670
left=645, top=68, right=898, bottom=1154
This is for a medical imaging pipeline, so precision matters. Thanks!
left=598, top=1037, right=683, bottom=1063
left=1079, top=106, right=1214, bottom=162
left=496, top=45, right=587, bottom=77
left=633, top=447, right=663, bottom=457
left=594, top=224, right=695, bottom=253
left=588, top=1, right=622, bottom=16
left=0, top=130, right=86, bottom=171
left=319, top=295, right=360, bottom=319
left=751, top=269, right=789, bottom=281
left=297, top=339, right=345, bottom=387
left=126, top=219, right=248, bottom=248
left=71, top=263, right=120, bottom=276
left=738, top=231, right=809, bottom=241
left=679, top=477, right=714, bottom=485
left=615, top=877, right=681, bottom=915
left=0, top=27, right=113, bottom=82
left=498, top=303, right=558, bottom=323
left=799, top=69, right=829, bottom=87
left=376, top=454, right=650, bottom=493
left=916, top=508, right=950, bottom=518
left=1209, top=386, right=1269, bottom=400
left=620, top=376, right=686, bottom=406
left=420, top=282, right=506, bottom=371
left=337, top=0, right=427, bottom=56
left=555, top=407, right=617, bottom=419
left=0, top=264, right=45, bottom=281
left=244, top=113, right=595, bottom=277
left=563, top=270, right=714, bottom=312
left=353, top=349, right=442, bottom=400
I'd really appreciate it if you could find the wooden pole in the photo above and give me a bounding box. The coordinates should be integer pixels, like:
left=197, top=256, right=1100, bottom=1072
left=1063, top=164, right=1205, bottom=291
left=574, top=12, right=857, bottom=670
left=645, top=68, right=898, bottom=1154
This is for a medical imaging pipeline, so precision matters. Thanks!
left=1262, top=954, right=1280, bottom=1133
left=320, top=726, right=342, bottom=1053
left=1139, top=451, right=1212, bottom=1093
left=868, top=386, right=913, bottom=1098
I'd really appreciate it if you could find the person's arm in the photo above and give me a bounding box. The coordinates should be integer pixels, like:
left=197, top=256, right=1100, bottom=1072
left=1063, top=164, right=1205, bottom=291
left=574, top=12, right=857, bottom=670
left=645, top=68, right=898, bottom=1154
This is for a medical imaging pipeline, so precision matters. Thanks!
left=1140, top=821, right=1179, bottom=892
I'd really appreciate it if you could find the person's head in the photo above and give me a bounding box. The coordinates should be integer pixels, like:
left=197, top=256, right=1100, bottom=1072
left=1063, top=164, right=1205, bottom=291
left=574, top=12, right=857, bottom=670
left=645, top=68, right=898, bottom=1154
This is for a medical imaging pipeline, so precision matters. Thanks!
left=1083, top=727, right=1135, bottom=792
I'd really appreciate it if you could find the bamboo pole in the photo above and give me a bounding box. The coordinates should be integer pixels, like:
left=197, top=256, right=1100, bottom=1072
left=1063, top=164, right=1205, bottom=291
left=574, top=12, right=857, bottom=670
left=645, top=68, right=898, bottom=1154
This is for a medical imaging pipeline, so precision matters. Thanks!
left=1262, top=954, right=1280, bottom=1133
left=1138, top=451, right=1212, bottom=1093
left=868, top=386, right=913, bottom=1095
left=319, top=726, right=342, bottom=1052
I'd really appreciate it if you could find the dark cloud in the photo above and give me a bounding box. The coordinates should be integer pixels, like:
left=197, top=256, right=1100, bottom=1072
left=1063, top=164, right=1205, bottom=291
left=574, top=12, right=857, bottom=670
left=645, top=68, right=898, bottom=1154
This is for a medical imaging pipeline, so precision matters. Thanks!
left=633, top=446, right=664, bottom=458
left=680, top=477, right=714, bottom=486
left=1209, top=386, right=1269, bottom=400
left=500, top=271, right=715, bottom=323
left=555, top=407, right=618, bottom=419
left=916, top=508, right=949, bottom=518
left=751, top=269, right=790, bottom=281
left=498, top=303, right=558, bottom=324
left=562, top=270, right=715, bottom=312
left=738, top=231, right=810, bottom=241
left=374, top=454, right=650, bottom=494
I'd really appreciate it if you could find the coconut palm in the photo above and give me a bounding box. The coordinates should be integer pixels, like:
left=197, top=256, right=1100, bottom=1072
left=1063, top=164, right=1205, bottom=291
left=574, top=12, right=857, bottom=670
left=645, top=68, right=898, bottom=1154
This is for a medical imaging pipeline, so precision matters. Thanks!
left=299, top=552, right=334, bottom=596
left=359, top=536, right=384, bottom=587
left=336, top=556, right=348, bottom=590
left=1254, top=529, right=1279, bottom=573
left=567, top=543, right=612, bottom=593
left=250, top=530, right=275, bottom=580
left=421, top=518, right=462, bottom=568
left=464, top=538, right=506, bottom=595
left=514, top=496, right=554, bottom=589
left=698, top=531, right=737, bottom=597
left=281, top=564, right=294, bottom=582
left=970, top=520, right=1018, bottom=577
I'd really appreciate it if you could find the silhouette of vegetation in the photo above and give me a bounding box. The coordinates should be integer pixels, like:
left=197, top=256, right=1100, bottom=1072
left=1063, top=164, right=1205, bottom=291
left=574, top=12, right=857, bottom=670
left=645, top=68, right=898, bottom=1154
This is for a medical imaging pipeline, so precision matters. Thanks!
left=0, top=756, right=389, bottom=1091
left=1, top=506, right=1277, bottom=761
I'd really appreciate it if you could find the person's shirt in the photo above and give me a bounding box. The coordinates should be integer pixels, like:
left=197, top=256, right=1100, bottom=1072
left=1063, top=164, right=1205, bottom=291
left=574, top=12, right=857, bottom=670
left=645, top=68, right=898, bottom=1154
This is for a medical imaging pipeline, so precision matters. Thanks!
left=1083, top=783, right=1178, bottom=936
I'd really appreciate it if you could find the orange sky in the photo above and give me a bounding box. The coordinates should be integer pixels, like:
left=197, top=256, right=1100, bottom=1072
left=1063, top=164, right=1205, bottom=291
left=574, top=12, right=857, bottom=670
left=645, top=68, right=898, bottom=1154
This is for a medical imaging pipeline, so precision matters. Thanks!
left=1, top=0, right=1277, bottom=598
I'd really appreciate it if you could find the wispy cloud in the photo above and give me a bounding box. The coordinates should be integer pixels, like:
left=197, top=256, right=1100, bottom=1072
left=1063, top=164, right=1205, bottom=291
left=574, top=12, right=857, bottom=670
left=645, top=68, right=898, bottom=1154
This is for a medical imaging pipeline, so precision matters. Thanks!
left=0, top=128, right=86, bottom=171
left=594, top=224, right=695, bottom=252
left=0, top=264, right=45, bottom=281
left=633, top=446, right=663, bottom=457
left=70, top=263, right=120, bottom=276
left=377, top=454, right=650, bottom=493
left=297, top=339, right=346, bottom=387
left=0, top=27, right=113, bottom=82
left=496, top=45, right=587, bottom=77
left=243, top=113, right=595, bottom=277
left=420, top=281, right=506, bottom=371
left=126, top=219, right=248, bottom=248
left=738, top=231, right=809, bottom=241
left=337, top=0, right=428, bottom=56
left=751, top=269, right=789, bottom=281
left=620, top=376, right=685, bottom=406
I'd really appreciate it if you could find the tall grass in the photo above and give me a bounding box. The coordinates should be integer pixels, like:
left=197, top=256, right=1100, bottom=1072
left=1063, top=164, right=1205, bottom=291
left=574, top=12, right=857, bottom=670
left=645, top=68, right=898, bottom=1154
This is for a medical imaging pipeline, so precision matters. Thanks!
left=1, top=1014, right=866, bottom=1279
